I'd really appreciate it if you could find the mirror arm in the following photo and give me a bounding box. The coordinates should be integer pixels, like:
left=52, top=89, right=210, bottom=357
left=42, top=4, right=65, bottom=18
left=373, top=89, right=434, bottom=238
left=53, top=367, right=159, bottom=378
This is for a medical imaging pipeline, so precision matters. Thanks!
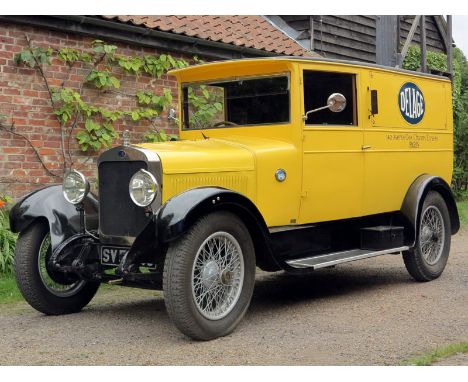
left=302, top=104, right=331, bottom=121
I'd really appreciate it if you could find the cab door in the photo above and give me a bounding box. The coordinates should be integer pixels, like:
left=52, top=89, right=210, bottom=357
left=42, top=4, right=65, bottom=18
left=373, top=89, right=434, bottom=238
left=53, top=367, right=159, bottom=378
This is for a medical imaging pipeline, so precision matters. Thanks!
left=298, top=69, right=365, bottom=224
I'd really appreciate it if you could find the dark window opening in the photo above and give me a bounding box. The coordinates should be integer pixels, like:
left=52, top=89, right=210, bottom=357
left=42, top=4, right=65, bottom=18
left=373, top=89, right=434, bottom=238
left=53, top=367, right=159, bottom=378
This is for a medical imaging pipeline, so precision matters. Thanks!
left=303, top=71, right=357, bottom=126
left=182, top=75, right=290, bottom=130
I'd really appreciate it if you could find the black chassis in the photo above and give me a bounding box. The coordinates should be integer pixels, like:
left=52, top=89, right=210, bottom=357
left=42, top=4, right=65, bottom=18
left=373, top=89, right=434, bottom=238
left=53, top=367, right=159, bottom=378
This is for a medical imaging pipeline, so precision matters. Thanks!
left=9, top=171, right=460, bottom=289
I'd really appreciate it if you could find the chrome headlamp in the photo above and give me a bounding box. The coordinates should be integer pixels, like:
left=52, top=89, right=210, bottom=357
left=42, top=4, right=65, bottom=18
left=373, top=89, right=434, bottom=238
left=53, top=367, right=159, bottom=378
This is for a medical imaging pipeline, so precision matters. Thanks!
left=62, top=170, right=90, bottom=204
left=129, top=169, right=158, bottom=207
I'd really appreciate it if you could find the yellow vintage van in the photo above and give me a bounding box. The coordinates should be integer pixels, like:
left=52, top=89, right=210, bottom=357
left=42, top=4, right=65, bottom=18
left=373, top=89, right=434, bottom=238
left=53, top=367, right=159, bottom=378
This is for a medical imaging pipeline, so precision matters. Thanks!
left=10, top=57, right=460, bottom=340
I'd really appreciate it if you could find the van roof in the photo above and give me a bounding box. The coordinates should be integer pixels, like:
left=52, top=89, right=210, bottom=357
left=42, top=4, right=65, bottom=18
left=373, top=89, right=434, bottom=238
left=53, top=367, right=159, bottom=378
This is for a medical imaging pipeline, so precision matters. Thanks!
left=169, top=56, right=451, bottom=82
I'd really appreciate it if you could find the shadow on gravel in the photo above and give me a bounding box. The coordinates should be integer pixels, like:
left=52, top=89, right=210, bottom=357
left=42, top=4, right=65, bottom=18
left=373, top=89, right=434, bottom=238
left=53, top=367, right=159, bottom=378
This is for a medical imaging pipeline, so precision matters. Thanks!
left=81, top=262, right=413, bottom=323
left=83, top=295, right=167, bottom=319
left=249, top=264, right=413, bottom=312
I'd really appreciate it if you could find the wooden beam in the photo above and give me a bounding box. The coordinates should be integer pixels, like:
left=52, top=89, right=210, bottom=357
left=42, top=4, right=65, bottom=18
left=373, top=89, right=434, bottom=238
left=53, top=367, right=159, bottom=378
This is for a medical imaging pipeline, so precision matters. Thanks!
left=396, top=15, right=401, bottom=53
left=397, top=15, right=421, bottom=67
left=447, top=15, right=453, bottom=77
left=433, top=15, right=449, bottom=52
left=420, top=16, right=427, bottom=72
left=309, top=16, right=314, bottom=51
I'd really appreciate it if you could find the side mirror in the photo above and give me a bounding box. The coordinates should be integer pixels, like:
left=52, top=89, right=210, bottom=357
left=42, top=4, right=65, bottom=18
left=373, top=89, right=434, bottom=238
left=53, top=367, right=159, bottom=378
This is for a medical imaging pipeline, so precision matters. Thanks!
left=168, top=108, right=178, bottom=122
left=327, top=93, right=347, bottom=112
left=303, top=93, right=347, bottom=121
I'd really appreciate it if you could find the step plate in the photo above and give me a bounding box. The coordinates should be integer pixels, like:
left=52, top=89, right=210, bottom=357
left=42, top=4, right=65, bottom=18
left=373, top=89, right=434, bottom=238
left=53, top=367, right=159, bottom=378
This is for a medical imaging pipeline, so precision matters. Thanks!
left=286, top=246, right=410, bottom=269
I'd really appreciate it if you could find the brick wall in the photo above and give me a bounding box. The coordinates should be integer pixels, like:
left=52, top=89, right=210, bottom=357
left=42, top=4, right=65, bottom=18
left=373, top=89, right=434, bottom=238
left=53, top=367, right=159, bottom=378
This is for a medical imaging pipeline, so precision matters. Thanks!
left=0, top=21, right=191, bottom=199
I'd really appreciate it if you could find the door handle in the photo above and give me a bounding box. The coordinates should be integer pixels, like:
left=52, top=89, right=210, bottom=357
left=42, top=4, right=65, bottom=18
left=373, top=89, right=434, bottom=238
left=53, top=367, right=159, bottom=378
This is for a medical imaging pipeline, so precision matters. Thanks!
left=361, top=145, right=372, bottom=150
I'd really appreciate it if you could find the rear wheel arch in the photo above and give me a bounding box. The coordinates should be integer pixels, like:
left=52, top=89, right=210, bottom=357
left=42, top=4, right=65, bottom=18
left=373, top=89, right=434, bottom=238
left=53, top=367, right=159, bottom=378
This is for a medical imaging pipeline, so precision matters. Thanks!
left=401, top=175, right=460, bottom=245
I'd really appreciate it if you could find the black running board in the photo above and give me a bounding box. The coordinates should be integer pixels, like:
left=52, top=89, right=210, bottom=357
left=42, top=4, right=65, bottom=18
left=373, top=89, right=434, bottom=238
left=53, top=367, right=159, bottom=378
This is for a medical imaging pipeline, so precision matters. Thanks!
left=286, top=246, right=410, bottom=269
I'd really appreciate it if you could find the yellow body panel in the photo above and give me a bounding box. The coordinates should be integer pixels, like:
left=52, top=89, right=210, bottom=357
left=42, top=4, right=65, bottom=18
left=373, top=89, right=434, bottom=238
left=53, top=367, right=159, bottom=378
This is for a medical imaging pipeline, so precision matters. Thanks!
left=362, top=70, right=453, bottom=216
left=135, top=58, right=453, bottom=228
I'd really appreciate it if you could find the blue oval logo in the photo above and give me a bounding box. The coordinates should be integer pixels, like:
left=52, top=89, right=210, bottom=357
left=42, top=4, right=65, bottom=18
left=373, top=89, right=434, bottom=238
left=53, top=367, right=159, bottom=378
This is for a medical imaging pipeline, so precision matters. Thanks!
left=398, top=82, right=425, bottom=124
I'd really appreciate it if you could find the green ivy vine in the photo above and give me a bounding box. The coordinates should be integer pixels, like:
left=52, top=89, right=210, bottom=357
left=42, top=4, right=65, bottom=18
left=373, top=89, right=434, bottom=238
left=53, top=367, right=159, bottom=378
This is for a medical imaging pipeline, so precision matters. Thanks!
left=14, top=38, right=191, bottom=165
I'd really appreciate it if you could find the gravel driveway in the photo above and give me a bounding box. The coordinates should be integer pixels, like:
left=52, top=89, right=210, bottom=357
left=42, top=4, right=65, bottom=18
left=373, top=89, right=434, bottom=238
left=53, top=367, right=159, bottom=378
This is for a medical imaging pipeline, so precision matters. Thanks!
left=1, top=231, right=467, bottom=365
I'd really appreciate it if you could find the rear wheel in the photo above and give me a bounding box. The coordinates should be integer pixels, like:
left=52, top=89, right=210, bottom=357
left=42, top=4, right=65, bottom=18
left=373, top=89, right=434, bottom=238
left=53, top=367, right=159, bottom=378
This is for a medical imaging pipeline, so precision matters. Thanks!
left=163, top=211, right=256, bottom=340
left=14, top=221, right=100, bottom=315
left=403, top=191, right=451, bottom=281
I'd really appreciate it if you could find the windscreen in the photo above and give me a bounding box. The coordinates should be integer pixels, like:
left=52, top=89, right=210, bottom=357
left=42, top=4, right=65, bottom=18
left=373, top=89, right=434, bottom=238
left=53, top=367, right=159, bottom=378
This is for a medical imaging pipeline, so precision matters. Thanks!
left=182, top=75, right=290, bottom=130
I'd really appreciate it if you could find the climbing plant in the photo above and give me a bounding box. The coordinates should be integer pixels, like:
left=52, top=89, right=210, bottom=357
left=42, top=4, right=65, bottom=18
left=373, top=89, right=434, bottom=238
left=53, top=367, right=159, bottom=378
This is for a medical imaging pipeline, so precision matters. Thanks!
left=186, top=85, right=224, bottom=129
left=0, top=38, right=227, bottom=176
left=403, top=46, right=468, bottom=197
left=1, top=37, right=192, bottom=176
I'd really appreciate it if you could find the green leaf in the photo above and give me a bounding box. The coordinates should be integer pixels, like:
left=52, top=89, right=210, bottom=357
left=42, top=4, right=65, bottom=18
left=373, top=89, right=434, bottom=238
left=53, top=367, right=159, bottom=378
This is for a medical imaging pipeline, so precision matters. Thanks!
left=90, top=141, right=101, bottom=151
left=85, top=119, right=99, bottom=132
left=131, top=111, right=140, bottom=121
left=109, top=77, right=120, bottom=89
left=76, top=131, right=90, bottom=144
left=104, top=44, right=117, bottom=55
left=99, top=75, right=107, bottom=87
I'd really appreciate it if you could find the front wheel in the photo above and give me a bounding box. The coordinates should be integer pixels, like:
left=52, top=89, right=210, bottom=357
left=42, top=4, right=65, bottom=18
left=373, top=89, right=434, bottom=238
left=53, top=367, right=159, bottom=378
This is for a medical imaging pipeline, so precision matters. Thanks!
left=163, top=211, right=256, bottom=340
left=14, top=221, right=100, bottom=315
left=403, top=191, right=451, bottom=281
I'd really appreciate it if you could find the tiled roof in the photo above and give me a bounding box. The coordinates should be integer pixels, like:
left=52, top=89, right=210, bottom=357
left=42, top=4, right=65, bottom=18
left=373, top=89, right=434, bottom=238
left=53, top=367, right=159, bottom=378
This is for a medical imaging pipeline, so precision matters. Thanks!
left=101, top=15, right=314, bottom=56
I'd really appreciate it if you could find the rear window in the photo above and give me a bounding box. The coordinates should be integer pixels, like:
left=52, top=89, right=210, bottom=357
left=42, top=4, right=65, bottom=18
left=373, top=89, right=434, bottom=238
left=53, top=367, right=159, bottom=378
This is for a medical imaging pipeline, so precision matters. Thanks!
left=182, top=75, right=290, bottom=130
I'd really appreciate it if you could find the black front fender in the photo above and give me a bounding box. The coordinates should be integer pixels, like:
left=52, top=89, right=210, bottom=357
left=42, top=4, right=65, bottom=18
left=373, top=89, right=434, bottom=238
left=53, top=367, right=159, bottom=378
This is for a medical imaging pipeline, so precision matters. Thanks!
left=9, top=185, right=99, bottom=251
left=156, top=187, right=265, bottom=242
left=156, top=187, right=279, bottom=271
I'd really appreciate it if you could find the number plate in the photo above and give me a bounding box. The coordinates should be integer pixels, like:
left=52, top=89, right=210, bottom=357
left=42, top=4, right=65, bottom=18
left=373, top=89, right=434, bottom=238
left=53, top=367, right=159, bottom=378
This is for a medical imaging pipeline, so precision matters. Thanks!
left=100, top=246, right=129, bottom=266
left=100, top=246, right=156, bottom=269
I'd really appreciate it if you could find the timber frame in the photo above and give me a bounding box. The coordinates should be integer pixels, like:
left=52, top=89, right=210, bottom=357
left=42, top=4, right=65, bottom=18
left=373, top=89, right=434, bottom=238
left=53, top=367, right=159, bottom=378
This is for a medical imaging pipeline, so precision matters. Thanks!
left=396, top=15, right=453, bottom=78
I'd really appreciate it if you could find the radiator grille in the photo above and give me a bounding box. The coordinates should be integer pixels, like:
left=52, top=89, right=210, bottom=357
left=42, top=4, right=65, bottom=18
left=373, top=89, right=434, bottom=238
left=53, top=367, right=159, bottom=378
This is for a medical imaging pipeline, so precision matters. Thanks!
left=98, top=161, right=150, bottom=238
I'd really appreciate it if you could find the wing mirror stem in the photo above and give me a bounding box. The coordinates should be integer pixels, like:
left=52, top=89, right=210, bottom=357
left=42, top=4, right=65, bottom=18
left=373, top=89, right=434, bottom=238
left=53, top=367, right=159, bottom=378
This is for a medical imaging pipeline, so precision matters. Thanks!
left=303, top=93, right=347, bottom=121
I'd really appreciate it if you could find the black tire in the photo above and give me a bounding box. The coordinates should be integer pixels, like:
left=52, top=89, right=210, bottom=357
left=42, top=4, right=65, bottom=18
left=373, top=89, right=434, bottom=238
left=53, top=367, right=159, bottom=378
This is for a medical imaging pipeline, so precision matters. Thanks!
left=403, top=191, right=451, bottom=282
left=14, top=221, right=100, bottom=315
left=163, top=211, right=256, bottom=340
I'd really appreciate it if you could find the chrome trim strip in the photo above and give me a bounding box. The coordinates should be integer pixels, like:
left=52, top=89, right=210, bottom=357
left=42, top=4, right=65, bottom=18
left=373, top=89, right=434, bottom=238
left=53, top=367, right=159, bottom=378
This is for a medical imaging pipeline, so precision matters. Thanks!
left=286, top=246, right=410, bottom=269
left=269, top=223, right=316, bottom=234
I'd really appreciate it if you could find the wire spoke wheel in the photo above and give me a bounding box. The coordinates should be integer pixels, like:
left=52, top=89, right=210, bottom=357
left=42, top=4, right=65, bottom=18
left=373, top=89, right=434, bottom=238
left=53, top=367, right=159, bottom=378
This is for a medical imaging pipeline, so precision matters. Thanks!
left=191, top=231, right=244, bottom=320
left=163, top=211, right=255, bottom=339
left=37, top=233, right=85, bottom=297
left=419, top=205, right=445, bottom=266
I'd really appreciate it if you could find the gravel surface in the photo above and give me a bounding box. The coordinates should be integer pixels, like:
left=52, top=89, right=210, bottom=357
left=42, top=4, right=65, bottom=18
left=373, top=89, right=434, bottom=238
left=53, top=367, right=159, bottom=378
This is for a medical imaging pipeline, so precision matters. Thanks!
left=1, top=231, right=467, bottom=366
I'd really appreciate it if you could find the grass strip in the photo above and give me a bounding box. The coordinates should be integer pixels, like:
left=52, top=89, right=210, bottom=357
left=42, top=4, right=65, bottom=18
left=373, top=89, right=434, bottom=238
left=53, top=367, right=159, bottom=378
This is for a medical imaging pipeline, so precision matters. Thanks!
left=402, top=342, right=468, bottom=365
left=0, top=273, right=22, bottom=305
left=457, top=200, right=468, bottom=227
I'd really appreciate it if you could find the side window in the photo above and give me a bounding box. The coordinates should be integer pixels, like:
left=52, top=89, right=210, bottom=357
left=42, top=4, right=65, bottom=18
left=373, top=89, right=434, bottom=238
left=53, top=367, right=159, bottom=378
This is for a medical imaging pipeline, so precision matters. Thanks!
left=303, top=71, right=357, bottom=126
